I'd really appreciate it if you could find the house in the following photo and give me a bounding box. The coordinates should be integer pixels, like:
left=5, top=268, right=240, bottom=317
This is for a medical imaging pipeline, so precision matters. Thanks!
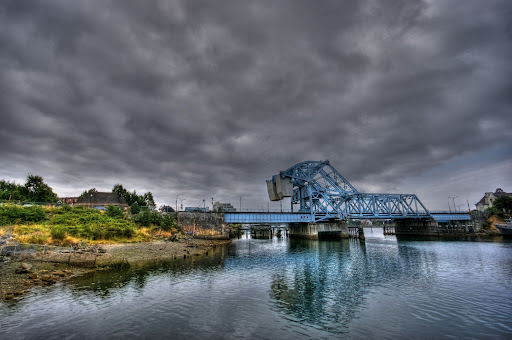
left=159, top=205, right=175, bottom=213
left=60, top=197, right=78, bottom=205
left=213, top=202, right=236, bottom=212
left=475, top=188, right=512, bottom=212
left=76, top=192, right=128, bottom=210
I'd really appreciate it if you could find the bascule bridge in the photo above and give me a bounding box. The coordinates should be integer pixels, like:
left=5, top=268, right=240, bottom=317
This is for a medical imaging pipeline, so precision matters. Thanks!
left=223, top=160, right=471, bottom=239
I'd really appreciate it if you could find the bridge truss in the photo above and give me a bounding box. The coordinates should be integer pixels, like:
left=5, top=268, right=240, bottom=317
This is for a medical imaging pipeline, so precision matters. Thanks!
left=267, top=160, right=431, bottom=223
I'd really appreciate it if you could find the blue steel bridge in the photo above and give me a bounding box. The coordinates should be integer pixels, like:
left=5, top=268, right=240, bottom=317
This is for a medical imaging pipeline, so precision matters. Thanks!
left=224, top=160, right=471, bottom=224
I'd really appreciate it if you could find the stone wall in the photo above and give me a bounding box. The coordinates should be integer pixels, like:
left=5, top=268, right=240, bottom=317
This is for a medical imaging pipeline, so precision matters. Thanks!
left=177, top=212, right=229, bottom=239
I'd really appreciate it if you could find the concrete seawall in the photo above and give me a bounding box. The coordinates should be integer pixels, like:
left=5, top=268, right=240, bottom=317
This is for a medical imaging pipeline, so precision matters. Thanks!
left=394, top=218, right=475, bottom=237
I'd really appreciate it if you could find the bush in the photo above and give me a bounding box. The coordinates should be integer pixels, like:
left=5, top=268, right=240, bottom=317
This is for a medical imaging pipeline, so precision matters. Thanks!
left=133, top=210, right=162, bottom=227
left=48, top=206, right=136, bottom=240
left=50, top=226, right=67, bottom=240
left=160, top=214, right=177, bottom=231
left=0, top=205, right=47, bottom=225
left=106, top=205, right=124, bottom=218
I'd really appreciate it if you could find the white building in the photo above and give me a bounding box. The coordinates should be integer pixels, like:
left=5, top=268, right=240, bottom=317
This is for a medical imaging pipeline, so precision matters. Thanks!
left=475, top=188, right=511, bottom=212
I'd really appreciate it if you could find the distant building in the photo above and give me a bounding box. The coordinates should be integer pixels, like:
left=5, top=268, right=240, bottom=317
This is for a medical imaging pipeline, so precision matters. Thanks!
left=60, top=197, right=78, bottom=205
left=76, top=192, right=128, bottom=210
left=159, top=205, right=175, bottom=213
left=213, top=202, right=236, bottom=212
left=475, top=188, right=512, bottom=212
left=184, top=207, right=210, bottom=213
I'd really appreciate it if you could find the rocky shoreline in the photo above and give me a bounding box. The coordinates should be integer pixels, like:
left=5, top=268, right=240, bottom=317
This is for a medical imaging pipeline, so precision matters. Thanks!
left=0, top=238, right=231, bottom=301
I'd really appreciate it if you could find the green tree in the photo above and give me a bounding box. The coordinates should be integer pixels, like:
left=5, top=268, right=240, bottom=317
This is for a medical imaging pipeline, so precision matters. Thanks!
left=106, top=205, right=124, bottom=218
left=130, top=202, right=141, bottom=215
left=24, top=175, right=58, bottom=203
left=112, top=184, right=155, bottom=210
left=79, top=188, right=98, bottom=200
left=0, top=180, right=28, bottom=201
left=492, top=195, right=512, bottom=216
left=112, top=184, right=130, bottom=203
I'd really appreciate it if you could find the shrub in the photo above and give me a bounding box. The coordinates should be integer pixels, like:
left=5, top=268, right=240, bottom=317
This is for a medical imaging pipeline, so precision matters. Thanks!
left=133, top=210, right=162, bottom=227
left=0, top=205, right=47, bottom=225
left=160, top=214, right=177, bottom=231
left=50, top=226, right=67, bottom=240
left=106, top=205, right=124, bottom=218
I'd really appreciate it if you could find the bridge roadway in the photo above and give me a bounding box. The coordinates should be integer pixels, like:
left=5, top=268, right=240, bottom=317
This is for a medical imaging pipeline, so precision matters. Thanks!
left=224, top=211, right=471, bottom=224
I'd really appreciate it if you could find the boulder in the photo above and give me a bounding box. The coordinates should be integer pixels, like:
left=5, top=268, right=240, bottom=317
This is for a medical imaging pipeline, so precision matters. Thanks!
left=53, top=270, right=66, bottom=277
left=41, top=274, right=57, bottom=285
left=15, top=263, right=32, bottom=274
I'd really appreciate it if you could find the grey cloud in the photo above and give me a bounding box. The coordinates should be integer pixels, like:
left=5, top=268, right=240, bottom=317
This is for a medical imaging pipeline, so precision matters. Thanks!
left=0, top=0, right=511, bottom=209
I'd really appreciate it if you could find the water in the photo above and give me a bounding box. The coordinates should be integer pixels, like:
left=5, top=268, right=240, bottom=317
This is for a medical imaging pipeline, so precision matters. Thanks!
left=1, top=229, right=511, bottom=339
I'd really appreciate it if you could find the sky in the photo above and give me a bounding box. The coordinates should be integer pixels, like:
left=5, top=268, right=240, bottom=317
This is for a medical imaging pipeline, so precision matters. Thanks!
left=1, top=0, right=511, bottom=211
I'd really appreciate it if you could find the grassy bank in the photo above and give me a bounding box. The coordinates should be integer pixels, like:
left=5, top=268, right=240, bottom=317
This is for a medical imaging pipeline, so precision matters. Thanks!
left=0, top=204, right=232, bottom=301
left=0, top=204, right=179, bottom=246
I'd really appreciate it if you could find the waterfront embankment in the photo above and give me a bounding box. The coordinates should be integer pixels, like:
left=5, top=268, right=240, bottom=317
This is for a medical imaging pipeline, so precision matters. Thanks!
left=0, top=238, right=230, bottom=301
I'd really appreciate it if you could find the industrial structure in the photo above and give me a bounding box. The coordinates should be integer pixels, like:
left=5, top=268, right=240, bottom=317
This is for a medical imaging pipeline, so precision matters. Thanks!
left=225, top=160, right=471, bottom=224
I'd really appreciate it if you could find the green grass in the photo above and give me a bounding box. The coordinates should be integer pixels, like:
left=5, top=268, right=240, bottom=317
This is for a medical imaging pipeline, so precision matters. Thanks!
left=1, top=205, right=137, bottom=243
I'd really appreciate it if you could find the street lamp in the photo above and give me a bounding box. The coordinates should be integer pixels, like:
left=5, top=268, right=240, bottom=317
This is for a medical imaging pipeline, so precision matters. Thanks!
left=240, top=195, right=243, bottom=212
left=449, top=196, right=458, bottom=213
left=180, top=198, right=185, bottom=211
left=176, top=194, right=183, bottom=212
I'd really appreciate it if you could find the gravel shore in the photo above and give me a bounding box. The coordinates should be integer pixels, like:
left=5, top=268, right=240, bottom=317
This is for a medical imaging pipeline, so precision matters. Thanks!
left=0, top=238, right=231, bottom=301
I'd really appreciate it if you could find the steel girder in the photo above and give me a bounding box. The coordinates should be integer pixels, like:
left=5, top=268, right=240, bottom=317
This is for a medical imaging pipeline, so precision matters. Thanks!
left=277, top=160, right=431, bottom=222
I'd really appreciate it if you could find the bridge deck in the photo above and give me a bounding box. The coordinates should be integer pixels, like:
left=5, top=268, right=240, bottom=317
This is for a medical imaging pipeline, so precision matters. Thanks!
left=224, top=212, right=471, bottom=224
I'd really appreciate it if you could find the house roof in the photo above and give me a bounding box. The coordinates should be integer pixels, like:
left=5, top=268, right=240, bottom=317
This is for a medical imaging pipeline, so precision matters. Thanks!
left=77, top=192, right=127, bottom=205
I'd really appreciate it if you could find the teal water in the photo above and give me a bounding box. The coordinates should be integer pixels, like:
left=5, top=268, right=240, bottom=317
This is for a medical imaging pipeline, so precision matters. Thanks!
left=1, top=229, right=511, bottom=339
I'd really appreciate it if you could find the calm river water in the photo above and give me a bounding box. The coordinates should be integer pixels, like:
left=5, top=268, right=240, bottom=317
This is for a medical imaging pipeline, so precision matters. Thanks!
left=1, top=229, right=511, bottom=339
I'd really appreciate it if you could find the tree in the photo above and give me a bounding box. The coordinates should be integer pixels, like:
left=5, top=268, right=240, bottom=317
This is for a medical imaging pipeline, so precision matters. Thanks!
left=24, top=175, right=58, bottom=203
left=112, top=184, right=156, bottom=211
left=79, top=188, right=98, bottom=199
left=492, top=195, right=512, bottom=215
left=130, top=202, right=141, bottom=215
left=112, top=184, right=130, bottom=203
left=143, top=192, right=156, bottom=210
left=0, top=180, right=28, bottom=201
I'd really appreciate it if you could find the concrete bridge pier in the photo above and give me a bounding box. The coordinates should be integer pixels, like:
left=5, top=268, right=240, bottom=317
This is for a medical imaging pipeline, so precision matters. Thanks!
left=288, top=221, right=349, bottom=240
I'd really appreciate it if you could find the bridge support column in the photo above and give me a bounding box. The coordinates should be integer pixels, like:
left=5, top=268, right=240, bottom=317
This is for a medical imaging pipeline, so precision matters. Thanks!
left=288, top=221, right=349, bottom=240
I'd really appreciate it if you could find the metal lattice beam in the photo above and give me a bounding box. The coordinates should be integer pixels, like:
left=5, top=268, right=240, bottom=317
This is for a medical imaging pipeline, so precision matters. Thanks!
left=268, top=160, right=431, bottom=223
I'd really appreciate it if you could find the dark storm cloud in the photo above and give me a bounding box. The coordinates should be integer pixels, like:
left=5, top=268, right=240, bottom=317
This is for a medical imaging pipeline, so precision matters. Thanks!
left=1, top=0, right=511, bottom=208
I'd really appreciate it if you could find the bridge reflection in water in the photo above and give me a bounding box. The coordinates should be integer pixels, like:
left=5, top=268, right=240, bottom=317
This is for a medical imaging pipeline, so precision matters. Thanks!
left=2, top=231, right=510, bottom=339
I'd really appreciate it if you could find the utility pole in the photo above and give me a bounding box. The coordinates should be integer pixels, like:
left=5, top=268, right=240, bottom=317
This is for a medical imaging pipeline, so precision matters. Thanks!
left=449, top=196, right=458, bottom=212
left=176, top=194, right=183, bottom=212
